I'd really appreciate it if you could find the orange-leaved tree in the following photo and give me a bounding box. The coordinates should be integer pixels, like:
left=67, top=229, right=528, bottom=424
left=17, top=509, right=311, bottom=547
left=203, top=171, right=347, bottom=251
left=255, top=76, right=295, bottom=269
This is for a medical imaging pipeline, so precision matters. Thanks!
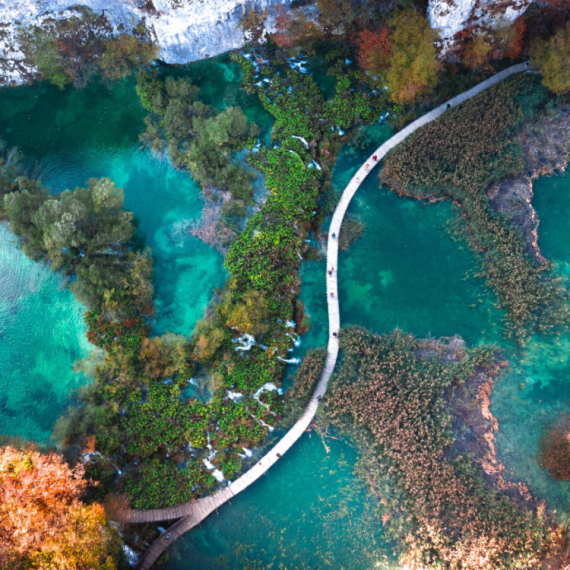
left=357, top=28, right=392, bottom=75
left=271, top=6, right=323, bottom=48
left=463, top=32, right=494, bottom=70
left=0, top=446, right=121, bottom=569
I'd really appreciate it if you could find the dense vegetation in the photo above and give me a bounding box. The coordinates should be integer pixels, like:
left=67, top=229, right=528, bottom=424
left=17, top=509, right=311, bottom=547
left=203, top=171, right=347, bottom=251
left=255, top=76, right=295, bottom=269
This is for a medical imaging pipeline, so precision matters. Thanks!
left=0, top=445, right=122, bottom=569
left=18, top=8, right=158, bottom=88
left=381, top=74, right=569, bottom=343
left=2, top=0, right=570, bottom=562
left=280, top=348, right=326, bottom=424
left=531, top=20, right=570, bottom=95
left=323, top=327, right=557, bottom=569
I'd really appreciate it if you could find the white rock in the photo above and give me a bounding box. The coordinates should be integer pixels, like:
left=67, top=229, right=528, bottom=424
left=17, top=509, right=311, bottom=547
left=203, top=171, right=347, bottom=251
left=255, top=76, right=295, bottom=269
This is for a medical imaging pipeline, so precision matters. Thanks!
left=428, top=0, right=530, bottom=52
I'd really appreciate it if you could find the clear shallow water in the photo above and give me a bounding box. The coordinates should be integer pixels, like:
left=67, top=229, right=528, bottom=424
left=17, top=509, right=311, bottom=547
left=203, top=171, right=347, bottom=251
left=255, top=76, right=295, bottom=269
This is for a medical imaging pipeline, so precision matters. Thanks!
left=334, top=130, right=502, bottom=346
left=0, top=223, right=91, bottom=441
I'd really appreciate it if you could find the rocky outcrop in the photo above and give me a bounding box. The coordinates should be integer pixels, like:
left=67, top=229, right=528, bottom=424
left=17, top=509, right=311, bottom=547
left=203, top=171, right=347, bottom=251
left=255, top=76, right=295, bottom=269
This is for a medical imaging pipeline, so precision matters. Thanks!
left=486, top=177, right=547, bottom=268
left=487, top=104, right=570, bottom=268
left=0, top=0, right=290, bottom=85
left=427, top=0, right=531, bottom=50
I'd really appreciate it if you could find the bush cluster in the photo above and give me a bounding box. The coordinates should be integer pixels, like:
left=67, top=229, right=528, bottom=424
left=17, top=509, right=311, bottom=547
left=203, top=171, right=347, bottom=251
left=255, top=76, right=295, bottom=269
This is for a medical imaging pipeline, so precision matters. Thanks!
left=18, top=10, right=157, bottom=89
left=539, top=414, right=570, bottom=480
left=137, top=70, right=259, bottom=204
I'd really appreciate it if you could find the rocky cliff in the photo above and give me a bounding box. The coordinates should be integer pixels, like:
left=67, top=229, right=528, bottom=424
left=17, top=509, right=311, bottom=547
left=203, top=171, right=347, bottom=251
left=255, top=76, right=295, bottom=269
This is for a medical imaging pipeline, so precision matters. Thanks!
left=427, top=0, right=531, bottom=49
left=0, top=0, right=538, bottom=86
left=0, top=0, right=289, bottom=85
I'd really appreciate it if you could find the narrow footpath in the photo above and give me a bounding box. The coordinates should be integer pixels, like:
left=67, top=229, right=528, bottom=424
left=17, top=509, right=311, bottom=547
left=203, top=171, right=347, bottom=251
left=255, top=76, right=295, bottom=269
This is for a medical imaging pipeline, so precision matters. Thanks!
left=126, top=62, right=528, bottom=570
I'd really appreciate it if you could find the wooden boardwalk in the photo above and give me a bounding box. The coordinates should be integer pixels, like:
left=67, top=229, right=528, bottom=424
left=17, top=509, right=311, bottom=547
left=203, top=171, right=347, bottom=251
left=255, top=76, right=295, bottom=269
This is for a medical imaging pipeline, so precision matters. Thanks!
left=125, top=62, right=528, bottom=570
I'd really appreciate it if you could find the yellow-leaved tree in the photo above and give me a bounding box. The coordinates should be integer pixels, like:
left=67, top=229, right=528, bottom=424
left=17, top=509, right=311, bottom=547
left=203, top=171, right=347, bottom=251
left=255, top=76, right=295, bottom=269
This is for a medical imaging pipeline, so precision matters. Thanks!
left=531, top=21, right=570, bottom=95
left=384, top=9, right=440, bottom=105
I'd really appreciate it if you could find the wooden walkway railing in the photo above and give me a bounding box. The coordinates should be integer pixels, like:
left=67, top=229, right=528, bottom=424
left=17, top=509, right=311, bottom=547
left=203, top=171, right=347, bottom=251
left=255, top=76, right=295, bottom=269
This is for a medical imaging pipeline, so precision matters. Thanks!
left=124, top=62, right=528, bottom=570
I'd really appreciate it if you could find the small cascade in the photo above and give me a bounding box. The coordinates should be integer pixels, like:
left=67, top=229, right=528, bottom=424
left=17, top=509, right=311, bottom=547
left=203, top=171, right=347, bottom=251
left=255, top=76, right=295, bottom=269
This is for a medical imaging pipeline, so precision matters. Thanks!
left=291, top=135, right=309, bottom=149
left=253, top=382, right=280, bottom=413
left=203, top=432, right=225, bottom=482
left=122, top=544, right=139, bottom=566
left=225, top=390, right=244, bottom=402
left=286, top=332, right=301, bottom=351
left=278, top=356, right=301, bottom=364
left=251, top=414, right=275, bottom=432
left=232, top=333, right=256, bottom=352
left=238, top=447, right=253, bottom=459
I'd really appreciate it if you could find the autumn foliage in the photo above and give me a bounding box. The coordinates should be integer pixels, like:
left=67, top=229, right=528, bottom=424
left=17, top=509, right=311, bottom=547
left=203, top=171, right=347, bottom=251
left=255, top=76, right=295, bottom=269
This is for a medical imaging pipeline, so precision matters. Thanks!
left=356, top=10, right=440, bottom=105
left=499, top=17, right=526, bottom=59
left=531, top=21, right=570, bottom=95
left=271, top=6, right=323, bottom=48
left=0, top=446, right=121, bottom=569
left=357, top=28, right=392, bottom=75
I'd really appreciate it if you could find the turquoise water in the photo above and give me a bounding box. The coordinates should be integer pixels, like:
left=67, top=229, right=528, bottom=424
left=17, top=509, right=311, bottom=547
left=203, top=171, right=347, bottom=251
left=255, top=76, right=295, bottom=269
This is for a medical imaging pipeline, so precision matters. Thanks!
left=490, top=170, right=570, bottom=516
left=0, top=75, right=228, bottom=339
left=335, top=129, right=502, bottom=345
left=0, top=223, right=91, bottom=441
left=163, top=433, right=394, bottom=570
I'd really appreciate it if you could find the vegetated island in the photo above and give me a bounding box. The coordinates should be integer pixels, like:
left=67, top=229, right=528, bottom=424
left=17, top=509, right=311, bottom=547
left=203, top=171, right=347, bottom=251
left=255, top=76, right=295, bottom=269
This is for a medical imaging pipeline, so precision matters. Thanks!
left=318, top=327, right=570, bottom=570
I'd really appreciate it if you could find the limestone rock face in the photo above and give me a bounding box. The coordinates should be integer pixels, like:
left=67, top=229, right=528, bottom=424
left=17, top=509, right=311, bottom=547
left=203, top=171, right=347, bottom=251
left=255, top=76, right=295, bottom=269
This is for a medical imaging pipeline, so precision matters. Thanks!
left=427, top=0, right=531, bottom=50
left=0, top=0, right=290, bottom=85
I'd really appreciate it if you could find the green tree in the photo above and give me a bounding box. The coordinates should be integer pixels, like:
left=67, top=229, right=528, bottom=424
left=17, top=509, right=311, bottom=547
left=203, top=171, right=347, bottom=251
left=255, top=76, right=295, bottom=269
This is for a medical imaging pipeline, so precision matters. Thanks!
left=6, top=177, right=140, bottom=308
left=20, top=27, right=71, bottom=89
left=135, top=69, right=165, bottom=114
left=33, top=178, right=134, bottom=271
left=98, top=34, right=159, bottom=82
left=3, top=183, right=49, bottom=259
left=187, top=106, right=258, bottom=202
left=385, top=9, right=440, bottom=105
left=531, top=21, right=570, bottom=95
